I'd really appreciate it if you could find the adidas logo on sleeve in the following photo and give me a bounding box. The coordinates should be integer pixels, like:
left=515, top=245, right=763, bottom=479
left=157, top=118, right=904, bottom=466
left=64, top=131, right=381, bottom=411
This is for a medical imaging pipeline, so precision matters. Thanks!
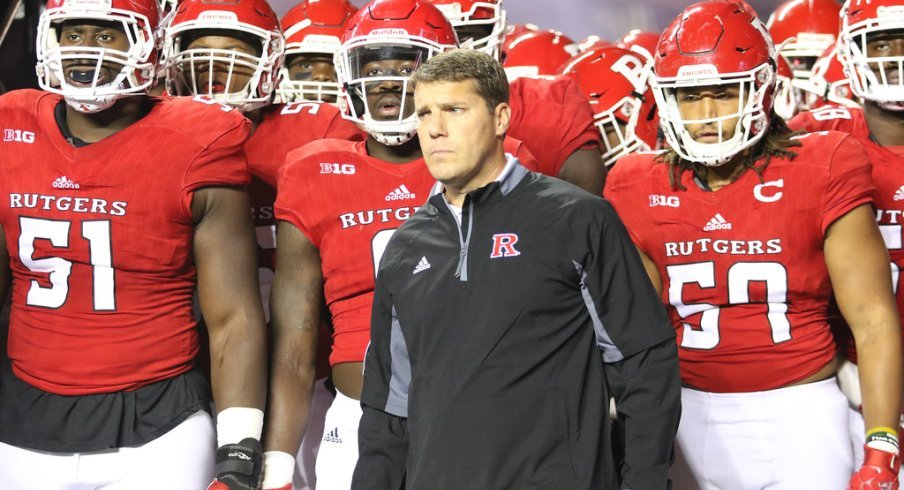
left=413, top=256, right=431, bottom=274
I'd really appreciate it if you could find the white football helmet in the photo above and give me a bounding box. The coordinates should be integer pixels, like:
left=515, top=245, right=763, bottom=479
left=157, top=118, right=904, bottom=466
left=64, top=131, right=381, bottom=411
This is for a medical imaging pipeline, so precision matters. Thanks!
left=35, top=0, right=160, bottom=113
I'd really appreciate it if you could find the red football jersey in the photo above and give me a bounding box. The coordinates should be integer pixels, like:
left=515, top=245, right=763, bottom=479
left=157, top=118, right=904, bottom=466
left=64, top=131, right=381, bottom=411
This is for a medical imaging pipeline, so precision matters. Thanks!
left=605, top=132, right=874, bottom=392
left=245, top=102, right=363, bottom=321
left=245, top=101, right=364, bottom=187
left=0, top=90, right=251, bottom=395
left=275, top=138, right=537, bottom=366
left=787, top=105, right=871, bottom=139
left=790, top=106, right=904, bottom=363
left=508, top=76, right=601, bottom=177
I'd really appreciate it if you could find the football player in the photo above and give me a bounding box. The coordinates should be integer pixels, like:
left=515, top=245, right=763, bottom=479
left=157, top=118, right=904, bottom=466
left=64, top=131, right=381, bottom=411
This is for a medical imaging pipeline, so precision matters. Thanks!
left=788, top=0, right=904, bottom=485
left=500, top=26, right=573, bottom=80
left=275, top=0, right=358, bottom=104
left=270, top=1, right=539, bottom=488
left=766, top=0, right=841, bottom=112
left=605, top=2, right=903, bottom=488
left=427, top=0, right=606, bottom=194
left=794, top=43, right=860, bottom=110
left=163, top=1, right=362, bottom=488
left=615, top=29, right=659, bottom=61
left=1, top=0, right=268, bottom=488
left=560, top=45, right=659, bottom=166
left=767, top=0, right=841, bottom=80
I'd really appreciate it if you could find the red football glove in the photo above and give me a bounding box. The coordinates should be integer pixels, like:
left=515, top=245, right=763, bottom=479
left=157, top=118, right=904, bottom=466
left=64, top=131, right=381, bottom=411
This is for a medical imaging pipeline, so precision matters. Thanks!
left=263, top=485, right=292, bottom=490
left=849, top=445, right=900, bottom=490
left=207, top=480, right=231, bottom=490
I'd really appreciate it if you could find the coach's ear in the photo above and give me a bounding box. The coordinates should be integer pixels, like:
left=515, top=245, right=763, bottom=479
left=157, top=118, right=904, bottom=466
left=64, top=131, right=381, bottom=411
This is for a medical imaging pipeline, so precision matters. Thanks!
left=494, top=102, right=511, bottom=137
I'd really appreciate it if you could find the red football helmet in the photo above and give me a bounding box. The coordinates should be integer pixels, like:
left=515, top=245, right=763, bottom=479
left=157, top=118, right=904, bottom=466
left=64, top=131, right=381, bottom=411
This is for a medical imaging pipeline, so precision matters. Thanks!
left=766, top=0, right=841, bottom=80
left=159, top=0, right=178, bottom=27
left=616, top=30, right=659, bottom=62
left=653, top=0, right=776, bottom=166
left=797, top=43, right=859, bottom=108
left=561, top=46, right=658, bottom=166
left=731, top=0, right=761, bottom=18
left=502, top=27, right=574, bottom=80
left=425, top=0, right=506, bottom=59
left=773, top=55, right=801, bottom=119
left=35, top=0, right=160, bottom=113
left=164, top=0, right=284, bottom=112
left=569, top=35, right=614, bottom=55
left=336, top=0, right=458, bottom=145
left=839, top=0, right=904, bottom=108
left=276, top=0, right=358, bottom=104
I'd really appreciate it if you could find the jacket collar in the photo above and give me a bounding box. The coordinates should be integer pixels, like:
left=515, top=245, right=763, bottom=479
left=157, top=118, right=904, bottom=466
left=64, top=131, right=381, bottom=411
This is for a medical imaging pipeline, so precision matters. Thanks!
left=428, top=153, right=530, bottom=205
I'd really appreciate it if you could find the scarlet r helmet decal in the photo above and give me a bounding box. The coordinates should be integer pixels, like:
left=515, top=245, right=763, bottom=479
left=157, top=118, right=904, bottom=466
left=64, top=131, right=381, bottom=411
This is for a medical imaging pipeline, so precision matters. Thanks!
left=490, top=233, right=521, bottom=258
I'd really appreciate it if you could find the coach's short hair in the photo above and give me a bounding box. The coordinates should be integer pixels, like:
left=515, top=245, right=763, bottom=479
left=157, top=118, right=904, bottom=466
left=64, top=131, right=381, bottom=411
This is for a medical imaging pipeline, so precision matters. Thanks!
left=412, top=49, right=509, bottom=113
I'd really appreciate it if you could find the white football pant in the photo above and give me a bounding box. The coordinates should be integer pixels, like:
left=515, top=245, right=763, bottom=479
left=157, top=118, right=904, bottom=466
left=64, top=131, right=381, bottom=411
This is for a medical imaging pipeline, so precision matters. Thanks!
left=314, top=389, right=362, bottom=490
left=0, top=410, right=214, bottom=489
left=671, top=379, right=852, bottom=490
left=294, top=377, right=333, bottom=490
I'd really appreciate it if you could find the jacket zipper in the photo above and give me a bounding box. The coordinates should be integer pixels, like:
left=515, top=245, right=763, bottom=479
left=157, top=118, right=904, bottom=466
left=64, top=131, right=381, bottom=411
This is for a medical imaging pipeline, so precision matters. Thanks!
left=448, top=198, right=474, bottom=282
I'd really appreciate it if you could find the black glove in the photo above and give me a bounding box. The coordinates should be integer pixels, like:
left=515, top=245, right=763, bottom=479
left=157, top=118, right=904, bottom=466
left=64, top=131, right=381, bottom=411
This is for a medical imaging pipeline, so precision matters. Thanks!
left=207, top=438, right=263, bottom=490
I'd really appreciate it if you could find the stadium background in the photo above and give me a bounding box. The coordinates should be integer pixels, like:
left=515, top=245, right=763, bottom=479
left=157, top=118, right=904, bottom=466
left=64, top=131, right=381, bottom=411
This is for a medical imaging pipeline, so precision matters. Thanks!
left=315, top=0, right=787, bottom=41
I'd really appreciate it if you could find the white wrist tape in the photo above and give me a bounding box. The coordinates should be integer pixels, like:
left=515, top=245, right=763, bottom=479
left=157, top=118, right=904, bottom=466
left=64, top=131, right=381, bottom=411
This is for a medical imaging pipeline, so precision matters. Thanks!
left=216, top=407, right=265, bottom=447
left=262, top=451, right=296, bottom=489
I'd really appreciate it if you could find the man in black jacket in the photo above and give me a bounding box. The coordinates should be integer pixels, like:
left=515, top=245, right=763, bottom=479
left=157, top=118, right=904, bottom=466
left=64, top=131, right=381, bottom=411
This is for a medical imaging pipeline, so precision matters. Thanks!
left=352, top=49, right=681, bottom=490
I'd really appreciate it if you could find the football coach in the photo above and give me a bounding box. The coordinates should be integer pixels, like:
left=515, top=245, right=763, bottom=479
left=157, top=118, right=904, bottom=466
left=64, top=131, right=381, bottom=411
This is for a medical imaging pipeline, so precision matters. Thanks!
left=352, top=49, right=681, bottom=490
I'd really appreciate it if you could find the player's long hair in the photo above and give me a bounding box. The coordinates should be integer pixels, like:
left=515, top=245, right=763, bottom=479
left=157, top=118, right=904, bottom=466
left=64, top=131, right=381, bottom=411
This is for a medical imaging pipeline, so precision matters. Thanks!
left=659, top=114, right=802, bottom=190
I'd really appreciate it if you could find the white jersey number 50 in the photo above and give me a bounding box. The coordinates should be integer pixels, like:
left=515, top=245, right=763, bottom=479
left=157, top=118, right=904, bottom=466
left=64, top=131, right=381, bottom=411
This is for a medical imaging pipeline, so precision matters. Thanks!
left=667, top=261, right=790, bottom=349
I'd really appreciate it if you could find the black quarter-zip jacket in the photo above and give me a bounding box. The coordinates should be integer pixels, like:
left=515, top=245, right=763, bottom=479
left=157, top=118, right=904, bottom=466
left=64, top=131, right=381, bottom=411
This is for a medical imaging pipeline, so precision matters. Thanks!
left=353, top=158, right=681, bottom=490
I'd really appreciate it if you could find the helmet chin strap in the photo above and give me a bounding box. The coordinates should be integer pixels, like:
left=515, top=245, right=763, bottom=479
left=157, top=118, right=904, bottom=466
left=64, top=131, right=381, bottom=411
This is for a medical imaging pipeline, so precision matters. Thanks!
left=877, top=99, right=904, bottom=112
left=369, top=127, right=417, bottom=146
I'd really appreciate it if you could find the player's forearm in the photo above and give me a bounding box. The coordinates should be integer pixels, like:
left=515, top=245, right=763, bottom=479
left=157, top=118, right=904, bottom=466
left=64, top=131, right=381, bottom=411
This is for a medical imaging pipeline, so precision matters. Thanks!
left=208, top=312, right=268, bottom=410
left=855, top=319, right=904, bottom=431
left=557, top=148, right=606, bottom=195
left=264, top=346, right=316, bottom=453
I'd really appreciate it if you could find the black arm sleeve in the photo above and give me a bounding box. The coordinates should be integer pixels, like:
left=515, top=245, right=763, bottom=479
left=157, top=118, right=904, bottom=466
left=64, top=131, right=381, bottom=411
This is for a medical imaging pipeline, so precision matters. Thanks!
left=352, top=405, right=409, bottom=490
left=352, top=268, right=410, bottom=489
left=605, top=338, right=681, bottom=490
left=577, top=200, right=681, bottom=490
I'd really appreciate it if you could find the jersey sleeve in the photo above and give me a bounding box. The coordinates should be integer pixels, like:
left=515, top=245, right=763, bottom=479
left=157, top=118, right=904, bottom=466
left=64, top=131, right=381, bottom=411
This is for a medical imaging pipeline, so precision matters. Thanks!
left=787, top=106, right=856, bottom=133
left=602, top=156, right=652, bottom=254
left=510, top=77, right=601, bottom=177
left=325, top=111, right=366, bottom=141
left=273, top=147, right=318, bottom=247
left=570, top=198, right=675, bottom=359
left=503, top=137, right=540, bottom=172
left=355, top=261, right=410, bottom=489
left=180, top=115, right=252, bottom=218
left=819, top=134, right=875, bottom=237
